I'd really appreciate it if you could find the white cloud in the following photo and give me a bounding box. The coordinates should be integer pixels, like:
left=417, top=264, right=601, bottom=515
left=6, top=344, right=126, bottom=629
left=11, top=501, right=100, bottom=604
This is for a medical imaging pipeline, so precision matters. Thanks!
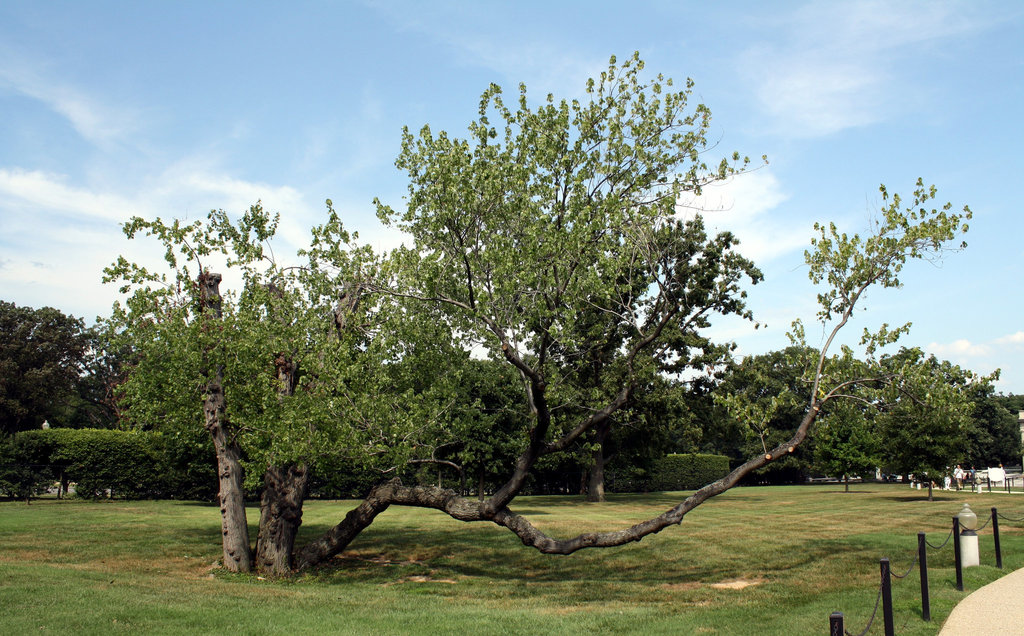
left=677, top=169, right=808, bottom=264
left=996, top=331, right=1024, bottom=345
left=0, top=168, right=135, bottom=222
left=926, top=338, right=991, bottom=358
left=0, top=164, right=348, bottom=321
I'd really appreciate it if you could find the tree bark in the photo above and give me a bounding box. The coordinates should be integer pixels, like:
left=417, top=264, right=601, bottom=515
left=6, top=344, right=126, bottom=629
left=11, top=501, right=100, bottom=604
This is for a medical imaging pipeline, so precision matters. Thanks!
left=205, top=374, right=252, bottom=572
left=199, top=271, right=252, bottom=573
left=295, top=480, right=397, bottom=570
left=255, top=347, right=308, bottom=575
left=585, top=422, right=610, bottom=502
left=256, top=463, right=309, bottom=575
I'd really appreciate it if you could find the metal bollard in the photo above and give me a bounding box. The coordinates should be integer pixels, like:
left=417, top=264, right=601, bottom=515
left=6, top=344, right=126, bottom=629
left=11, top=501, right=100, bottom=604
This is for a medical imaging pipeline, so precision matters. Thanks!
left=953, top=516, right=963, bottom=592
left=918, top=532, right=930, bottom=621
left=880, top=558, right=895, bottom=636
left=829, top=611, right=843, bottom=636
left=992, top=507, right=1002, bottom=569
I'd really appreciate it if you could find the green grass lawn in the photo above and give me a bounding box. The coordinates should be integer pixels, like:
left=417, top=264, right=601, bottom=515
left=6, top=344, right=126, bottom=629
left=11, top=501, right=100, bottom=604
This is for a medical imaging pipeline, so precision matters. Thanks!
left=2, top=484, right=1022, bottom=635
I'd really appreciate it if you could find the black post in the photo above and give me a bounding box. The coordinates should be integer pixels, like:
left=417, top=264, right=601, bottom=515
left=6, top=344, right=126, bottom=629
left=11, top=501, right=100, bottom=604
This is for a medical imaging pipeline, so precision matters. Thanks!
left=829, top=611, right=844, bottom=636
left=953, top=516, right=963, bottom=592
left=918, top=532, right=930, bottom=621
left=880, top=558, right=895, bottom=636
left=992, top=507, right=1002, bottom=569
left=987, top=477, right=992, bottom=493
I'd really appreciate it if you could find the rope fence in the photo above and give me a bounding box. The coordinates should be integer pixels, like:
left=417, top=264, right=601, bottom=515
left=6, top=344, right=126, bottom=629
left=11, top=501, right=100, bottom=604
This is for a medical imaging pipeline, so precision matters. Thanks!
left=828, top=506, right=1024, bottom=635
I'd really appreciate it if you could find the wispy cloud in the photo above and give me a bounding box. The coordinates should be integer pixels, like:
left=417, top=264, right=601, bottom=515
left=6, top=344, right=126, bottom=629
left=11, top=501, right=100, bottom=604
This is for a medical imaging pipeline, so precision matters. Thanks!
left=738, top=2, right=988, bottom=137
left=0, top=54, right=138, bottom=145
left=365, top=0, right=602, bottom=98
left=0, top=165, right=330, bottom=321
left=0, top=168, right=135, bottom=222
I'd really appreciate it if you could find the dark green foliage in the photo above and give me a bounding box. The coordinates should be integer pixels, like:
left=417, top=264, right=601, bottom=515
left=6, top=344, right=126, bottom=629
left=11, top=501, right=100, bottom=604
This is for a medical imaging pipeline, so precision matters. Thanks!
left=0, top=434, right=55, bottom=499
left=148, top=430, right=217, bottom=501
left=4, top=429, right=215, bottom=500
left=966, top=394, right=1022, bottom=467
left=0, top=301, right=93, bottom=434
left=647, top=453, right=729, bottom=491
left=710, top=346, right=818, bottom=483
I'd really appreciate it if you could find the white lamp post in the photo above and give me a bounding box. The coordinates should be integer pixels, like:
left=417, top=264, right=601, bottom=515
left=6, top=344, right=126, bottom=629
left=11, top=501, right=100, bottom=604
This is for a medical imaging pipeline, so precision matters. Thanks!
left=958, top=503, right=980, bottom=567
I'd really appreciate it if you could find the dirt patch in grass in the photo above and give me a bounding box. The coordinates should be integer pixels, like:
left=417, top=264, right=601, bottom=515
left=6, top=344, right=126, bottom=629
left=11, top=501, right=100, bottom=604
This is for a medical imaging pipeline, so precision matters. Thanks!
left=710, top=578, right=763, bottom=590
left=381, top=572, right=460, bottom=586
left=659, top=581, right=702, bottom=591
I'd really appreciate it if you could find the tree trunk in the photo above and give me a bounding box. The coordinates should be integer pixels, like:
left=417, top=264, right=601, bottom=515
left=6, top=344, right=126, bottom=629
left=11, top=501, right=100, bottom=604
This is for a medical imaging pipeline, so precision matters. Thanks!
left=199, top=271, right=252, bottom=573
left=927, top=480, right=933, bottom=502
left=585, top=421, right=610, bottom=502
left=586, top=450, right=606, bottom=502
left=844, top=474, right=849, bottom=493
left=296, top=481, right=396, bottom=570
left=478, top=468, right=485, bottom=502
left=256, top=464, right=309, bottom=575
left=205, top=381, right=252, bottom=572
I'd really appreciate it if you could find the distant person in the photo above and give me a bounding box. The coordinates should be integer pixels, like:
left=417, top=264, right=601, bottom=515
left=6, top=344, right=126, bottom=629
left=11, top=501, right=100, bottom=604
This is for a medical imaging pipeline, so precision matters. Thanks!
left=954, top=465, right=964, bottom=490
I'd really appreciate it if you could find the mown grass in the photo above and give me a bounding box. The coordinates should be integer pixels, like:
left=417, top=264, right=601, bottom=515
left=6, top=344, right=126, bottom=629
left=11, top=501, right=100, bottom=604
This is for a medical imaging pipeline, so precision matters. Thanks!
left=2, top=485, right=1022, bottom=635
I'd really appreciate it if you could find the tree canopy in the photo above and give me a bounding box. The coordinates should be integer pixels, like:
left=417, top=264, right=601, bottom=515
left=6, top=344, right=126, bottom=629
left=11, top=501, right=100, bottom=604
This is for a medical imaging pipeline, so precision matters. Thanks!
left=104, top=54, right=978, bottom=574
left=0, top=301, right=102, bottom=435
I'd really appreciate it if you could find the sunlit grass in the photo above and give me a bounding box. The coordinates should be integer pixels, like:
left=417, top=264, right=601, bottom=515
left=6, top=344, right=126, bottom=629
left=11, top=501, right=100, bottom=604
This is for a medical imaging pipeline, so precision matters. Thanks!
left=2, top=485, right=1022, bottom=634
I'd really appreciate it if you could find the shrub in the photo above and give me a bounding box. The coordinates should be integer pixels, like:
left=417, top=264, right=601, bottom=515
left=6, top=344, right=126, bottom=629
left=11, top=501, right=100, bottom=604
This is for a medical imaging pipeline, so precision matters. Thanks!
left=7, top=428, right=216, bottom=500
left=647, top=453, right=730, bottom=491
left=0, top=434, right=55, bottom=500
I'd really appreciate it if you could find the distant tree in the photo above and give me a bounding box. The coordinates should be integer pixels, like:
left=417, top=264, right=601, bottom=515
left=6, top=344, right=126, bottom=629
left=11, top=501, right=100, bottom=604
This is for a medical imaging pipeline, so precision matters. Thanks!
left=712, top=347, right=816, bottom=484
left=0, top=301, right=93, bottom=434
left=877, top=349, right=981, bottom=500
left=964, top=386, right=1022, bottom=468
left=813, top=398, right=880, bottom=492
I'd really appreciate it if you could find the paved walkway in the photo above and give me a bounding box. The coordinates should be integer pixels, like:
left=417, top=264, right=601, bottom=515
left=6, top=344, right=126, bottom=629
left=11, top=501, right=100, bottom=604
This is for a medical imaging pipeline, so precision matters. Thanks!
left=938, top=566, right=1024, bottom=635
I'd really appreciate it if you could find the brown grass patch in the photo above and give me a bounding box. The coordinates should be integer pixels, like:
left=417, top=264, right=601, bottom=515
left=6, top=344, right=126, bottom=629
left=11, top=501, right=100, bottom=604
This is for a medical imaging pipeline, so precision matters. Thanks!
left=659, top=581, right=702, bottom=591
left=710, top=578, right=763, bottom=590
left=382, top=574, right=459, bottom=586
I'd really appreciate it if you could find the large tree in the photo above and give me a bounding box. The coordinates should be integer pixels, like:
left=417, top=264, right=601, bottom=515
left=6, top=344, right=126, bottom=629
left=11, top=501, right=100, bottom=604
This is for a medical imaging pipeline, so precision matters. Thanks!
left=0, top=301, right=94, bottom=434
left=110, top=54, right=975, bottom=573
left=876, top=348, right=982, bottom=500
left=298, top=56, right=974, bottom=564
left=964, top=385, right=1022, bottom=468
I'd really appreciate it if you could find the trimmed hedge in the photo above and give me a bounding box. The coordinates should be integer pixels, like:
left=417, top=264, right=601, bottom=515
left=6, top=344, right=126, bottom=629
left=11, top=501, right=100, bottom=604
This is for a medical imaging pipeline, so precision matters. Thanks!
left=647, top=453, right=730, bottom=491
left=2, top=428, right=215, bottom=500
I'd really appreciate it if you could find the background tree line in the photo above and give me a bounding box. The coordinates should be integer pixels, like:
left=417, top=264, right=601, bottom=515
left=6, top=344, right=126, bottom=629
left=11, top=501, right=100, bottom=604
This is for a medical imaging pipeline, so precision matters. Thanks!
left=4, top=299, right=1019, bottom=501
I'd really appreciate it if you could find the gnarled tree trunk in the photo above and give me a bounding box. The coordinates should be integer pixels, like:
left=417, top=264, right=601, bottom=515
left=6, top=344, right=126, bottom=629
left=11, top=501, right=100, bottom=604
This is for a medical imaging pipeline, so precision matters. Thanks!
left=256, top=463, right=309, bottom=574
left=199, top=271, right=252, bottom=573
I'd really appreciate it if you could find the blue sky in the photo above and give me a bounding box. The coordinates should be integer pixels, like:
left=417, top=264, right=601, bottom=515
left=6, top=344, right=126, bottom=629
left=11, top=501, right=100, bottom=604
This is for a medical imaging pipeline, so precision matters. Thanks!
left=1, top=1, right=1022, bottom=392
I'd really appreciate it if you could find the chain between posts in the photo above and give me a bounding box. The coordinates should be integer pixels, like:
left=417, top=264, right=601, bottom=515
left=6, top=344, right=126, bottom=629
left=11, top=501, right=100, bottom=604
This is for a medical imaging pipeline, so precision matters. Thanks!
left=889, top=554, right=919, bottom=580
left=832, top=507, right=1024, bottom=634
left=843, top=583, right=883, bottom=636
left=925, top=527, right=953, bottom=550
